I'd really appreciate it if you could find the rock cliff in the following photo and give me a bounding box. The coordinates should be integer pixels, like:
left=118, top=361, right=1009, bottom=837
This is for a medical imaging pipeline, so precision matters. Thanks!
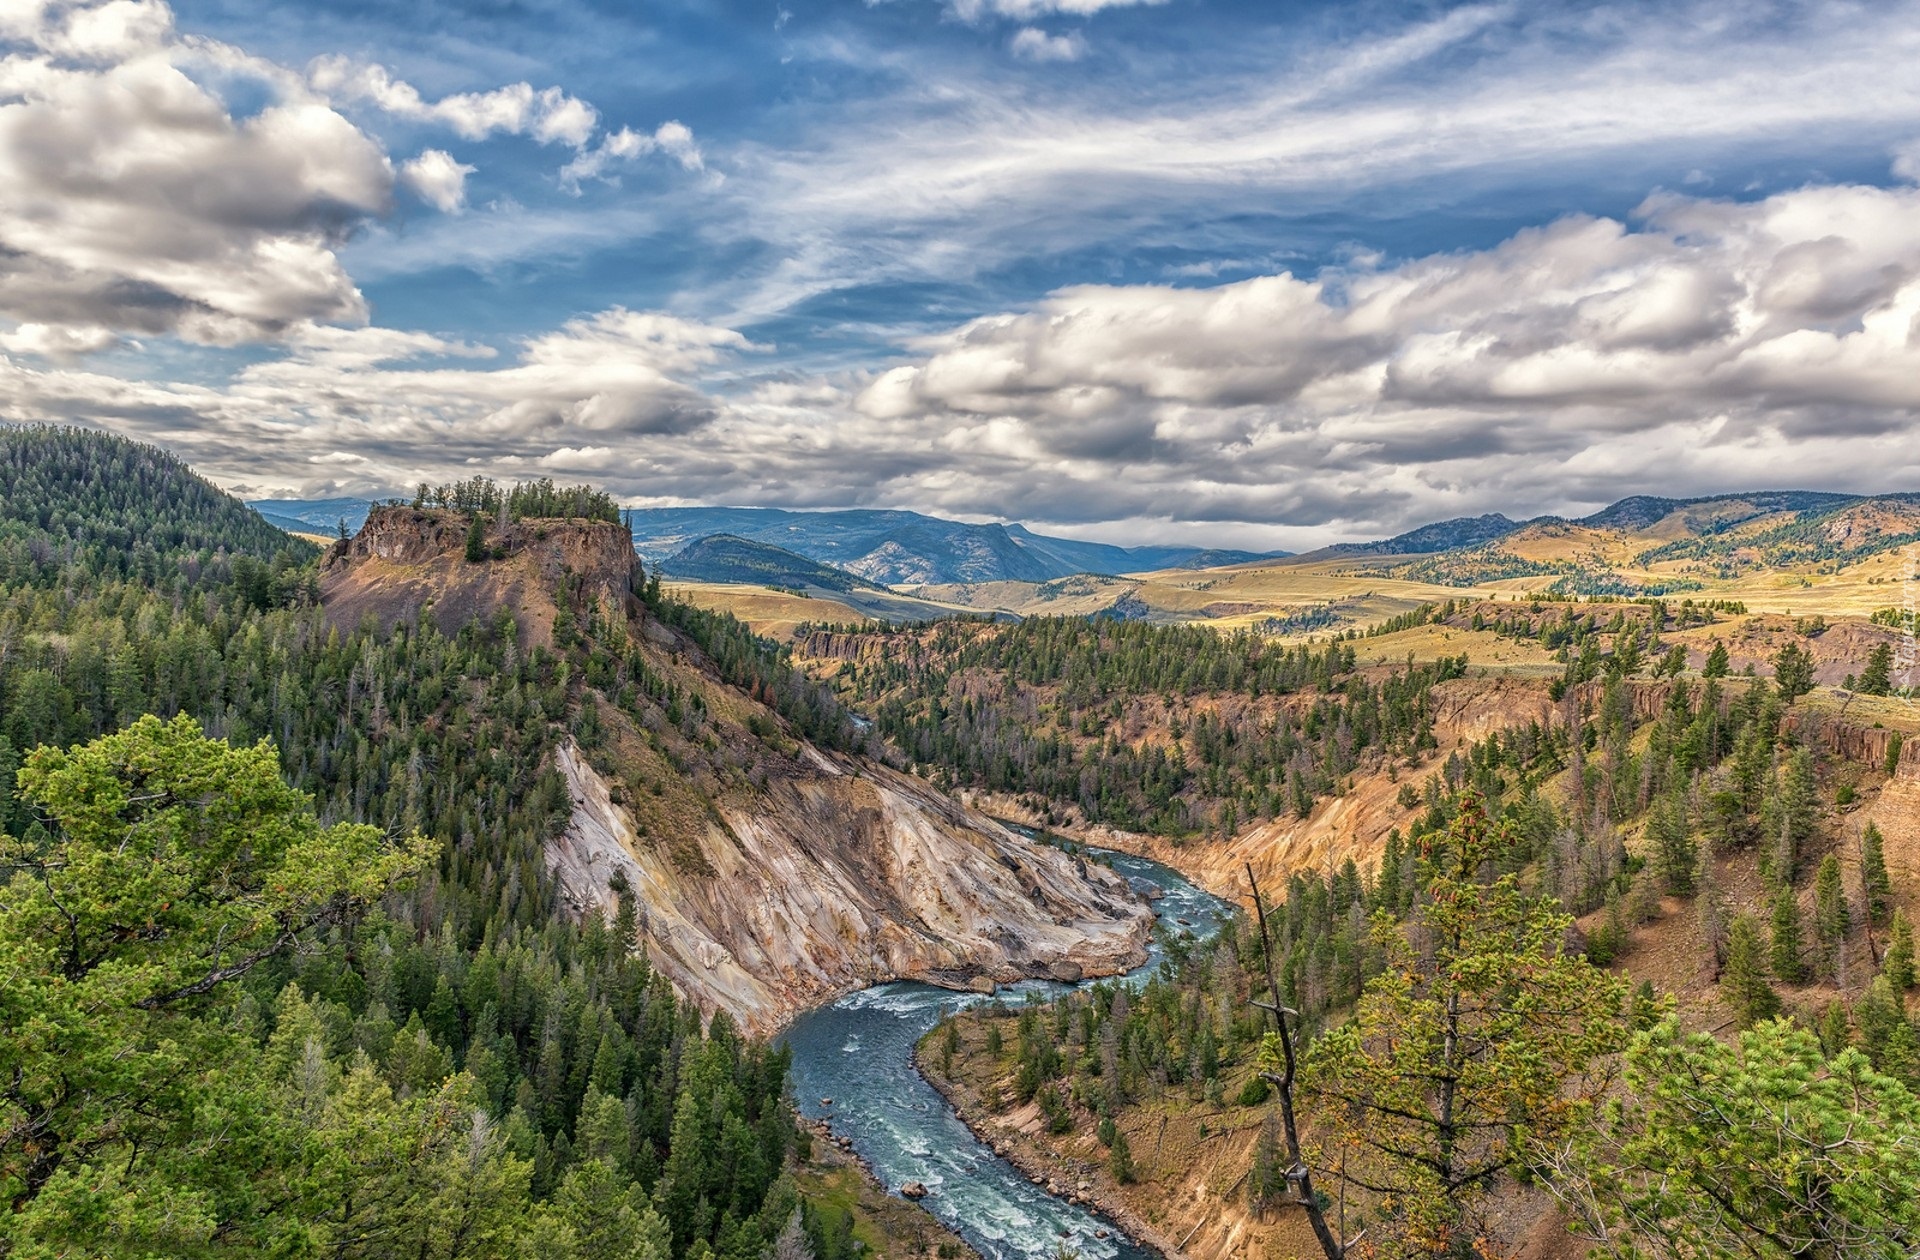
left=549, top=740, right=1151, bottom=1033
left=322, top=507, right=1152, bottom=1032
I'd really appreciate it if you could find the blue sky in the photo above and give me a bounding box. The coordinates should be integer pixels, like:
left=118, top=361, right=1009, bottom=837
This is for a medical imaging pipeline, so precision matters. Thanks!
left=3, top=0, right=1920, bottom=546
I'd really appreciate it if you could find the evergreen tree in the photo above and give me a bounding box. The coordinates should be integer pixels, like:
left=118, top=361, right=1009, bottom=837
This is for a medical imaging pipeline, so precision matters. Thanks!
left=1648, top=789, right=1696, bottom=897
left=1885, top=909, right=1916, bottom=992
left=1862, top=822, right=1894, bottom=927
left=1859, top=642, right=1895, bottom=696
left=1813, top=853, right=1849, bottom=977
left=1702, top=641, right=1730, bottom=679
left=1818, top=999, right=1852, bottom=1056
left=1721, top=914, right=1781, bottom=1028
left=1772, top=641, right=1815, bottom=702
left=465, top=513, right=489, bottom=563
left=1559, top=1019, right=1920, bottom=1256
left=1298, top=793, right=1629, bottom=1257
left=1769, top=887, right=1807, bottom=985
left=1107, top=1129, right=1136, bottom=1184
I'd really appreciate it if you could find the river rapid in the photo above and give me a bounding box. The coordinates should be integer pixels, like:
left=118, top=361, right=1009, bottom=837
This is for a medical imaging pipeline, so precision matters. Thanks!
left=782, top=835, right=1234, bottom=1260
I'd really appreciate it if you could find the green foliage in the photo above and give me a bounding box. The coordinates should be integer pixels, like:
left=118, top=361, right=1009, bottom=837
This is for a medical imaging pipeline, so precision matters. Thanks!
left=1721, top=915, right=1781, bottom=1028
left=1866, top=822, right=1896, bottom=929
left=1106, top=1129, right=1135, bottom=1184
left=466, top=512, right=491, bottom=563
left=0, top=423, right=314, bottom=590
left=643, top=588, right=862, bottom=752
left=1768, top=887, right=1806, bottom=985
left=1557, top=1018, right=1920, bottom=1258
left=1860, top=642, right=1895, bottom=696
left=1813, top=853, right=1849, bottom=977
left=408, top=476, right=622, bottom=524
left=0, top=716, right=433, bottom=1245
left=816, top=617, right=1459, bottom=837
left=1297, top=793, right=1631, bottom=1259
left=1771, top=641, right=1814, bottom=703
left=1703, top=641, right=1730, bottom=678
left=1886, top=910, right=1916, bottom=993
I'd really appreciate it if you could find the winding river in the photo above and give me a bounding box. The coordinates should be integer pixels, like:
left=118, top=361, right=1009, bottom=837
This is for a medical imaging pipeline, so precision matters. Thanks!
left=783, top=836, right=1233, bottom=1260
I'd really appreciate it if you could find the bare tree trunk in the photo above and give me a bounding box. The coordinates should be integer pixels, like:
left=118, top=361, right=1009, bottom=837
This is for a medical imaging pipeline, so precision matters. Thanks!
left=1248, top=864, right=1347, bottom=1260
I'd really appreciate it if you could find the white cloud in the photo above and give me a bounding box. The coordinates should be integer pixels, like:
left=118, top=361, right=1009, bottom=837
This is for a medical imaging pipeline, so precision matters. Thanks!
left=1896, top=139, right=1920, bottom=182
left=12, top=180, right=1920, bottom=541
left=558, top=120, right=704, bottom=191
left=1009, top=27, right=1085, bottom=61
left=307, top=57, right=601, bottom=148
left=952, top=0, right=1164, bottom=20
left=400, top=149, right=475, bottom=213
left=720, top=0, right=1920, bottom=323
left=0, top=2, right=391, bottom=343
left=0, top=321, right=117, bottom=357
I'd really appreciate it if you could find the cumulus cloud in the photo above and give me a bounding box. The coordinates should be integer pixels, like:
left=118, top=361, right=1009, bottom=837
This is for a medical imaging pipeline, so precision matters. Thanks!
left=952, top=0, right=1164, bottom=20
left=399, top=149, right=475, bottom=212
left=0, top=321, right=117, bottom=357
left=0, top=0, right=391, bottom=343
left=1009, top=27, right=1085, bottom=61
left=12, top=180, right=1920, bottom=542
left=308, top=57, right=600, bottom=148
left=0, top=307, right=762, bottom=499
left=831, top=181, right=1920, bottom=533
left=559, top=121, right=704, bottom=191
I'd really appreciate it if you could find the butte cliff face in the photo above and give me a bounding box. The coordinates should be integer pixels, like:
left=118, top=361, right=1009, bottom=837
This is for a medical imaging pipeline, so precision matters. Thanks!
left=322, top=506, right=641, bottom=646
left=322, top=507, right=1152, bottom=1033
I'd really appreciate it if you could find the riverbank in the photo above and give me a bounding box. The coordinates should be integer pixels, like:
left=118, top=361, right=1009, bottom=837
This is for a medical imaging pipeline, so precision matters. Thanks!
left=795, top=1116, right=981, bottom=1258
left=911, top=1042, right=1183, bottom=1260
left=914, top=1007, right=1326, bottom=1260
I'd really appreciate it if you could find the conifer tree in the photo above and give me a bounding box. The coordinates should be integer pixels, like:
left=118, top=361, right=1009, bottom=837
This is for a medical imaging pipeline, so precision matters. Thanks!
left=1862, top=822, right=1893, bottom=927
left=1769, top=887, right=1807, bottom=985
left=1107, top=1128, right=1136, bottom=1184
left=1648, top=789, right=1696, bottom=896
left=1818, top=999, right=1852, bottom=1056
left=1721, top=914, right=1781, bottom=1028
left=1772, top=641, right=1815, bottom=702
left=1860, top=642, right=1894, bottom=696
left=1813, top=852, right=1849, bottom=977
left=1885, top=909, right=1916, bottom=992
left=1703, top=640, right=1730, bottom=679
left=1298, top=793, right=1629, bottom=1257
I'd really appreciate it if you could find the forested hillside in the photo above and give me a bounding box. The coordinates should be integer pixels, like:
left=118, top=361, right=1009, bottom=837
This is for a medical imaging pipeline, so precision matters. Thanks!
left=802, top=617, right=1464, bottom=837
left=0, top=424, right=313, bottom=588
left=0, top=440, right=908, bottom=1259
left=895, top=597, right=1920, bottom=1256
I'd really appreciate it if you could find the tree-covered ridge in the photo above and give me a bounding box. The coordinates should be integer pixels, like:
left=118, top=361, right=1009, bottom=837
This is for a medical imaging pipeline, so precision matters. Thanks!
left=0, top=423, right=313, bottom=588
left=405, top=475, right=624, bottom=524
left=0, top=459, right=901, bottom=1257
left=806, top=617, right=1460, bottom=836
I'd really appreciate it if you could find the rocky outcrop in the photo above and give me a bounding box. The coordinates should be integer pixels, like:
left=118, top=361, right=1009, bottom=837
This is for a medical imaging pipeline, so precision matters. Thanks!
left=548, top=741, right=1153, bottom=1034
left=321, top=506, right=640, bottom=646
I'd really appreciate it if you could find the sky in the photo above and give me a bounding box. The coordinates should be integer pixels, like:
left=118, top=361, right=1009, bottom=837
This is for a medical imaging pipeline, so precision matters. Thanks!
left=2, top=0, right=1920, bottom=549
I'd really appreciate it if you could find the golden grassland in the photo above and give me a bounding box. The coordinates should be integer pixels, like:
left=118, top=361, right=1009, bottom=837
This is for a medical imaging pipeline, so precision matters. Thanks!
left=657, top=523, right=1920, bottom=650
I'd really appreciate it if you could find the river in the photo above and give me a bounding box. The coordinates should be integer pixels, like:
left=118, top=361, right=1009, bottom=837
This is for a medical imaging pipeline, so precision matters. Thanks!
left=782, top=836, right=1234, bottom=1260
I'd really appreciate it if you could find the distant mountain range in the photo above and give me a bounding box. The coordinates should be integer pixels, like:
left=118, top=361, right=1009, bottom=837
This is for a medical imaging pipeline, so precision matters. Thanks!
left=1318, top=490, right=1912, bottom=559
left=248, top=497, right=374, bottom=537
left=250, top=489, right=1920, bottom=594
left=247, top=500, right=1280, bottom=584
left=658, top=534, right=889, bottom=594
left=611, top=507, right=1281, bottom=585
